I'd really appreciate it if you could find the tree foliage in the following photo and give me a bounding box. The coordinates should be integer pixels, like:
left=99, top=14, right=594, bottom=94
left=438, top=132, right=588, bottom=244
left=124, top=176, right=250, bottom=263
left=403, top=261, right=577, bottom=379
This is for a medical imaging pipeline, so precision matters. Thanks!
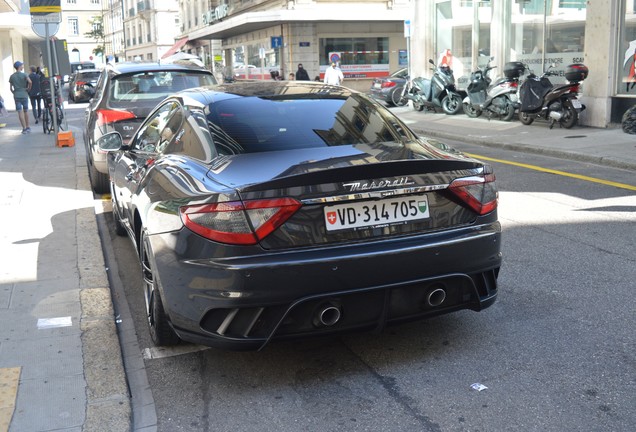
left=85, top=15, right=105, bottom=57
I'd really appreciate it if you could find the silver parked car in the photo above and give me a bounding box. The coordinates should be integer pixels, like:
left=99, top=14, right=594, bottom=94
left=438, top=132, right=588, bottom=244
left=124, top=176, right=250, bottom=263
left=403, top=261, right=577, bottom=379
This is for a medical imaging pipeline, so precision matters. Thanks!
left=83, top=61, right=217, bottom=193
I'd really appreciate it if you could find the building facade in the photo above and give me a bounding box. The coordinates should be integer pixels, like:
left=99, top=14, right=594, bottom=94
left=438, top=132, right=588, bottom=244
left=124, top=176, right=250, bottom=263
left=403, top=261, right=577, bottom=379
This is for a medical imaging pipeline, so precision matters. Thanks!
left=181, top=0, right=411, bottom=88
left=105, top=0, right=180, bottom=62
left=62, top=0, right=103, bottom=64
left=179, top=0, right=633, bottom=128
left=409, top=0, right=634, bottom=128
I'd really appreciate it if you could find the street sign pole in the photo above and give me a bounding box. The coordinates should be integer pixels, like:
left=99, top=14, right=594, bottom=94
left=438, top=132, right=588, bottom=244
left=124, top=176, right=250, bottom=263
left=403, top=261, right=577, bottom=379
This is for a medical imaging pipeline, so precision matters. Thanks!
left=44, top=24, right=58, bottom=135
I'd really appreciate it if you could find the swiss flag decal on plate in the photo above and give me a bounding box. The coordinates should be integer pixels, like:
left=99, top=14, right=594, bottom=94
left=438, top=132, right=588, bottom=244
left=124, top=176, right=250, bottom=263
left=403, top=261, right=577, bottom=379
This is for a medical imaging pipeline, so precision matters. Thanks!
left=326, top=211, right=337, bottom=225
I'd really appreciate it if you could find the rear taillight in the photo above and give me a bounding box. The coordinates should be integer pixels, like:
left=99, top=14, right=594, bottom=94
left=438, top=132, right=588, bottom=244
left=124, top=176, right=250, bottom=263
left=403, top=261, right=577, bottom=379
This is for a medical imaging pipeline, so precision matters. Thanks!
left=381, top=81, right=397, bottom=89
left=569, top=83, right=581, bottom=93
left=180, top=198, right=302, bottom=245
left=448, top=170, right=498, bottom=215
left=76, top=81, right=86, bottom=86
left=96, top=109, right=136, bottom=127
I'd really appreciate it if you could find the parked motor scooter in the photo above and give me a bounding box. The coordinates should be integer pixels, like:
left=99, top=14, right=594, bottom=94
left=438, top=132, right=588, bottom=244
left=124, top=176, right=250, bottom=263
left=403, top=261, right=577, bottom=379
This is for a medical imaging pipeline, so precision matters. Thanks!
left=462, top=59, right=524, bottom=121
left=518, top=63, right=588, bottom=129
left=401, top=59, right=464, bottom=115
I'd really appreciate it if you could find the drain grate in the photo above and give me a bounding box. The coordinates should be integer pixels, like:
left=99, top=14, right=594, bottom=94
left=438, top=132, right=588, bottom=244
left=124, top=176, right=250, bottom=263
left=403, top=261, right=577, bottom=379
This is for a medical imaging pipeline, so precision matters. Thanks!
left=564, top=135, right=587, bottom=138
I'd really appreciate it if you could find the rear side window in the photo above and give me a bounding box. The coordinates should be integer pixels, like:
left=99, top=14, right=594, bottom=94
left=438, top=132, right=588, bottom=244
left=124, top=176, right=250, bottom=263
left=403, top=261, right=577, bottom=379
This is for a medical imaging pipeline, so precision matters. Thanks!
left=109, top=71, right=217, bottom=103
left=205, top=94, right=411, bottom=154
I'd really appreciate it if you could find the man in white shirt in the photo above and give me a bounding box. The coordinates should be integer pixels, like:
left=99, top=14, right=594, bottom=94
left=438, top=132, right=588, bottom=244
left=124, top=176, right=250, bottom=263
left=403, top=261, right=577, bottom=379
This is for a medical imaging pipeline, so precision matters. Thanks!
left=324, top=62, right=344, bottom=86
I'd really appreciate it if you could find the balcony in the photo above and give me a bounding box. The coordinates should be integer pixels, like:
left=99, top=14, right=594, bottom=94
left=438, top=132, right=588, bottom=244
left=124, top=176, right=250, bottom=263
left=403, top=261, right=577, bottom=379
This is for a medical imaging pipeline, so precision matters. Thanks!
left=138, top=0, right=152, bottom=19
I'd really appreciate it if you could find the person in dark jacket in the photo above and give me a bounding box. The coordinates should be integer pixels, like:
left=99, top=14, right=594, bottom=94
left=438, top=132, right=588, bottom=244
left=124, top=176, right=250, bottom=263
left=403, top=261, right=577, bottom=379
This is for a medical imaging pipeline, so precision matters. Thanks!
left=28, top=66, right=42, bottom=124
left=295, top=63, right=310, bottom=81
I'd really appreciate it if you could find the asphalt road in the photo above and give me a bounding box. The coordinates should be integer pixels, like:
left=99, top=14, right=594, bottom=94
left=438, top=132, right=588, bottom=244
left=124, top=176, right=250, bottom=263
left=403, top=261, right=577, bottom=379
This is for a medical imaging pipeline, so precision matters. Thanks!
left=93, top=130, right=636, bottom=432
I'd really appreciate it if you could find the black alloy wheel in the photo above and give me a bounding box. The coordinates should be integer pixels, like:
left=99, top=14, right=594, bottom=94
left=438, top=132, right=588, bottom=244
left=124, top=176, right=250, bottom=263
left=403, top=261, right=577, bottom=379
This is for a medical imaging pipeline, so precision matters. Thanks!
left=140, top=231, right=180, bottom=346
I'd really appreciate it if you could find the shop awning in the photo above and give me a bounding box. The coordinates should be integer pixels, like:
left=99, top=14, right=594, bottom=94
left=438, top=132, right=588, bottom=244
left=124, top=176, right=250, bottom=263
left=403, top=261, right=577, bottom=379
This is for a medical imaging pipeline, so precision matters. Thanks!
left=161, top=37, right=189, bottom=59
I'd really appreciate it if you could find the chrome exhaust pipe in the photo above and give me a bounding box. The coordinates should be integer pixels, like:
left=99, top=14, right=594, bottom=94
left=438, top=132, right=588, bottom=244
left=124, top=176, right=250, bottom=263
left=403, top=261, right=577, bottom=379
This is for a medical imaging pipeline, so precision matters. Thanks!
left=315, top=304, right=342, bottom=327
left=426, top=288, right=447, bottom=307
left=549, top=111, right=562, bottom=121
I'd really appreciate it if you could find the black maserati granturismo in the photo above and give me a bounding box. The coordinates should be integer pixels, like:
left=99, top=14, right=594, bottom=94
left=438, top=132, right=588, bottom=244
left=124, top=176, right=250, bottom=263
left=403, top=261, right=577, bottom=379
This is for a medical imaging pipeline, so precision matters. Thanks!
left=97, top=80, right=502, bottom=350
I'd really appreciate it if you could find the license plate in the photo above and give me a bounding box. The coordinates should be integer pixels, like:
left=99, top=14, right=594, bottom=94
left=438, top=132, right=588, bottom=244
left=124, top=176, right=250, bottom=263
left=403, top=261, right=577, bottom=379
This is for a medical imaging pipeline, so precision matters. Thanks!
left=324, top=195, right=430, bottom=231
left=373, top=83, right=381, bottom=89
left=571, top=99, right=582, bottom=109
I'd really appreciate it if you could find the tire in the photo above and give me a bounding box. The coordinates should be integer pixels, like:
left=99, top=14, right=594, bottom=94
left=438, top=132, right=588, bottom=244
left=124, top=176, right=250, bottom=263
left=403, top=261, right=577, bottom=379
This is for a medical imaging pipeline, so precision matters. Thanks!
left=501, top=101, right=515, bottom=122
left=519, top=112, right=534, bottom=125
left=463, top=102, right=481, bottom=118
left=561, top=102, right=578, bottom=129
left=141, top=231, right=180, bottom=346
left=42, top=109, right=50, bottom=134
left=442, top=94, right=462, bottom=115
left=412, top=99, right=424, bottom=111
left=391, top=87, right=407, bottom=107
left=87, top=154, right=110, bottom=194
left=621, top=105, right=636, bottom=134
left=111, top=189, right=127, bottom=237
left=56, top=106, right=65, bottom=131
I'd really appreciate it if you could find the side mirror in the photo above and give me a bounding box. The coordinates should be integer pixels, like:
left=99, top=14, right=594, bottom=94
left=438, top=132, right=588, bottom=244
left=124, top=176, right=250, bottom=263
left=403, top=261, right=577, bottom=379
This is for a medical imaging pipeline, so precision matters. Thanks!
left=428, top=59, right=435, bottom=65
left=97, top=131, right=124, bottom=151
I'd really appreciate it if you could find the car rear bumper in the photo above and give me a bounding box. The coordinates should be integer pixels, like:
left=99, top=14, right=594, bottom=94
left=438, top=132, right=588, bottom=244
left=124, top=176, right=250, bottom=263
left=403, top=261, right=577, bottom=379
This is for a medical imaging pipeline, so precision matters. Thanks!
left=150, top=221, right=502, bottom=350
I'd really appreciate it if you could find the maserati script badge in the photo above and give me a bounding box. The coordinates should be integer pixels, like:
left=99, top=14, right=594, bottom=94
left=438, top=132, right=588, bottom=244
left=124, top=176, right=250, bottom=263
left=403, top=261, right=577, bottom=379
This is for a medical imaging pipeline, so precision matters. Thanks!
left=343, top=177, right=415, bottom=192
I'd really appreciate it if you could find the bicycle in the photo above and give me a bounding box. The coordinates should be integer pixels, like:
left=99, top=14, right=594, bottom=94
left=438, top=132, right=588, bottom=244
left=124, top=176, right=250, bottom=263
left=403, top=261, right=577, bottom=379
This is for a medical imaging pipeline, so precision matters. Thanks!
left=41, top=79, right=65, bottom=134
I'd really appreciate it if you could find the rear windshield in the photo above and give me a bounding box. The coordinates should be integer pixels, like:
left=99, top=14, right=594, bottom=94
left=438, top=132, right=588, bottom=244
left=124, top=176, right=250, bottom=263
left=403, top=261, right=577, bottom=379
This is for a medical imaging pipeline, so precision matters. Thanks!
left=72, top=62, right=95, bottom=72
left=77, top=72, right=101, bottom=81
left=109, top=71, right=217, bottom=103
left=205, top=94, right=413, bottom=154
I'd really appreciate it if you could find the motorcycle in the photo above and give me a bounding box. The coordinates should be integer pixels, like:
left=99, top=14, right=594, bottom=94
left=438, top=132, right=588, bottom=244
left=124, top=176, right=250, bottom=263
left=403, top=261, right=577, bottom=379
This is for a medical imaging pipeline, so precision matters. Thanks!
left=518, top=63, right=589, bottom=129
left=462, top=59, right=524, bottom=121
left=401, top=59, right=464, bottom=115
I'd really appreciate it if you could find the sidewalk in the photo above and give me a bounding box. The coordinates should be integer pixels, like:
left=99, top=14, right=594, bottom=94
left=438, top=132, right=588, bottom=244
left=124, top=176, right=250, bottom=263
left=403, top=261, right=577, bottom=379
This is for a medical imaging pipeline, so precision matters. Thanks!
left=0, top=104, right=633, bottom=432
left=0, top=113, right=130, bottom=432
left=394, top=106, right=636, bottom=172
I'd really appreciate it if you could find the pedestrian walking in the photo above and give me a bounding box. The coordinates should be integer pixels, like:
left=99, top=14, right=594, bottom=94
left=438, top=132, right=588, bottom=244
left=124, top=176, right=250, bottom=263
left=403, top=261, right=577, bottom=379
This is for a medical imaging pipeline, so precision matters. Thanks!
left=9, top=61, right=32, bottom=134
left=0, top=93, right=8, bottom=128
left=28, top=66, right=42, bottom=124
left=295, top=63, right=310, bottom=81
left=323, top=62, right=344, bottom=86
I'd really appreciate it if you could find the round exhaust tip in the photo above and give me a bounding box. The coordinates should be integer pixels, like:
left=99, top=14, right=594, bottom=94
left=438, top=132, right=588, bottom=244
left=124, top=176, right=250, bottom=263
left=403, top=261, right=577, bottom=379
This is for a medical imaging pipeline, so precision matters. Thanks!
left=315, top=304, right=342, bottom=327
left=426, top=288, right=447, bottom=307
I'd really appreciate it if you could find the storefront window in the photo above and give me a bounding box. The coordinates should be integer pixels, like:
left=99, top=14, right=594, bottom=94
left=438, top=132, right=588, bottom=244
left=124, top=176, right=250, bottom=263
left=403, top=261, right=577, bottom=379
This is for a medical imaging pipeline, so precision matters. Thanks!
left=618, top=3, right=636, bottom=95
left=231, top=45, right=280, bottom=80
left=319, top=37, right=389, bottom=78
left=435, top=1, right=491, bottom=89
left=511, top=0, right=585, bottom=84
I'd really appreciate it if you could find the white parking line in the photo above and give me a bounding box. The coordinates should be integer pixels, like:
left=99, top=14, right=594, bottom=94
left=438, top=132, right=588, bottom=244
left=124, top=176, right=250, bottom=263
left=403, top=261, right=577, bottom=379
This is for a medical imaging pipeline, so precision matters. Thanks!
left=142, top=344, right=210, bottom=360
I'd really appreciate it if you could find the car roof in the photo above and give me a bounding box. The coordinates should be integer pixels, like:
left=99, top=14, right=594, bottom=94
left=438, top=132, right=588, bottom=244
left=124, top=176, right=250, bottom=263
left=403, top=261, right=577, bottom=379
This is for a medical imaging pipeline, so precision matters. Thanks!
left=174, top=81, right=355, bottom=106
left=74, top=69, right=101, bottom=74
left=105, top=61, right=209, bottom=75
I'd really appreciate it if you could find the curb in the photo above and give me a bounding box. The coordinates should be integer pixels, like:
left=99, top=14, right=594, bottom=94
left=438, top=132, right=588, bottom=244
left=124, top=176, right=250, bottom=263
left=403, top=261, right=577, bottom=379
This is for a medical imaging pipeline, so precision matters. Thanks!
left=410, top=126, right=636, bottom=172
left=74, top=131, right=132, bottom=432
